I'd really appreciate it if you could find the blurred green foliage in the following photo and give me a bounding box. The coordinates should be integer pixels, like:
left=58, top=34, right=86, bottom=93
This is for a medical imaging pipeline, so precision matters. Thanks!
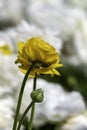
left=42, top=64, right=87, bottom=103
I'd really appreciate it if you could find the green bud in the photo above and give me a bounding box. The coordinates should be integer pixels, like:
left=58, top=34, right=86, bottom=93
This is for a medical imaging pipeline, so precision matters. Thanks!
left=30, top=88, right=44, bottom=103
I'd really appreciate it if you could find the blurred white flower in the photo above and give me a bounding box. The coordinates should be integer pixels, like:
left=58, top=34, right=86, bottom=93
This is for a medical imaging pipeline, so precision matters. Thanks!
left=26, top=1, right=86, bottom=40
left=0, top=0, right=23, bottom=24
left=0, top=97, right=14, bottom=128
left=0, top=54, right=22, bottom=88
left=60, top=112, right=87, bottom=130
left=20, top=79, right=86, bottom=126
left=29, top=0, right=63, bottom=5
left=0, top=124, right=12, bottom=130
left=74, top=19, right=87, bottom=65
left=65, top=0, right=87, bottom=10
left=62, top=19, right=87, bottom=69
left=0, top=123, right=23, bottom=130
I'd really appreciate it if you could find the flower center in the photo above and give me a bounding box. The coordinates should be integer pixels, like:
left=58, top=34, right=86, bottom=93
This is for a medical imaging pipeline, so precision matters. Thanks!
left=28, top=58, right=50, bottom=68
left=35, top=61, right=50, bottom=68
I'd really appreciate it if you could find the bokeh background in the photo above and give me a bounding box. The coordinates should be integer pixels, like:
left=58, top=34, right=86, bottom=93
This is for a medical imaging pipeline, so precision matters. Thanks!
left=0, top=0, right=87, bottom=130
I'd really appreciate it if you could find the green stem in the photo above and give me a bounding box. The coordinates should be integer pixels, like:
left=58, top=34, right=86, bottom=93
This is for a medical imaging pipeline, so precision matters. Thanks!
left=28, top=76, right=37, bottom=130
left=12, top=63, right=35, bottom=130
left=33, top=74, right=37, bottom=90
left=17, top=101, right=35, bottom=130
left=28, top=103, right=35, bottom=130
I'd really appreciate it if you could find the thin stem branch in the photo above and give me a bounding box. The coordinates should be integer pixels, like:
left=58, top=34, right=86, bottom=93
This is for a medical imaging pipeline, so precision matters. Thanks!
left=17, top=101, right=35, bottom=130
left=28, top=76, right=37, bottom=130
left=28, top=103, right=35, bottom=130
left=12, top=63, right=35, bottom=130
left=33, top=74, right=37, bottom=90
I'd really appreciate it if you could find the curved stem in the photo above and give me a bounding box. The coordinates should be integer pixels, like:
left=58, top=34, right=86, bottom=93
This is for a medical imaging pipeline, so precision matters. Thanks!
left=28, top=104, right=35, bottom=130
left=33, top=74, right=37, bottom=90
left=12, top=63, right=35, bottom=130
left=17, top=101, right=35, bottom=130
left=28, top=76, right=37, bottom=130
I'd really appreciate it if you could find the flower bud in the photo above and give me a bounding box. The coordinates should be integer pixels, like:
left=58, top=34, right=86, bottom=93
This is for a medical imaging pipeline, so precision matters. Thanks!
left=30, top=88, right=44, bottom=103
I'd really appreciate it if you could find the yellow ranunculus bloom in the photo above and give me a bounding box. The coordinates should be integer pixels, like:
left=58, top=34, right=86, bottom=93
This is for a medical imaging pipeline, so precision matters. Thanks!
left=15, top=37, right=63, bottom=77
left=0, top=45, right=12, bottom=55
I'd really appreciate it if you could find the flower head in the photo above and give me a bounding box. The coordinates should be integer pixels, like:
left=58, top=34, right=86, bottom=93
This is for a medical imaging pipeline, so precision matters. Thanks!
left=15, top=37, right=63, bottom=77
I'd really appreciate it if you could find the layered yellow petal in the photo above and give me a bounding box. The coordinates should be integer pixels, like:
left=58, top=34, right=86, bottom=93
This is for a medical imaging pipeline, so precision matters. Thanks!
left=15, top=37, right=63, bottom=77
left=18, top=42, right=25, bottom=53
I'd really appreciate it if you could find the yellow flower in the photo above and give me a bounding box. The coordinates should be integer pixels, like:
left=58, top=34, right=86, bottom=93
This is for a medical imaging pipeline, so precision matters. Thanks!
left=15, top=37, right=63, bottom=77
left=0, top=44, right=12, bottom=55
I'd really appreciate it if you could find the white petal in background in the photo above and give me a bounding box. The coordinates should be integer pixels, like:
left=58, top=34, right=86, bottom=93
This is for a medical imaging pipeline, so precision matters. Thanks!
left=0, top=54, right=22, bottom=88
left=74, top=19, right=87, bottom=65
left=61, top=19, right=87, bottom=74
left=65, top=0, right=87, bottom=9
left=26, top=0, right=86, bottom=40
left=0, top=54, right=23, bottom=129
left=59, top=112, right=87, bottom=130
left=0, top=97, right=14, bottom=129
left=0, top=0, right=23, bottom=24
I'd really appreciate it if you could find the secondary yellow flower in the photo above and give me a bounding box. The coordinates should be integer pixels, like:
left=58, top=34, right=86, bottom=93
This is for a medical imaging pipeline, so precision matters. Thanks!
left=15, top=37, right=63, bottom=77
left=0, top=44, right=12, bottom=55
